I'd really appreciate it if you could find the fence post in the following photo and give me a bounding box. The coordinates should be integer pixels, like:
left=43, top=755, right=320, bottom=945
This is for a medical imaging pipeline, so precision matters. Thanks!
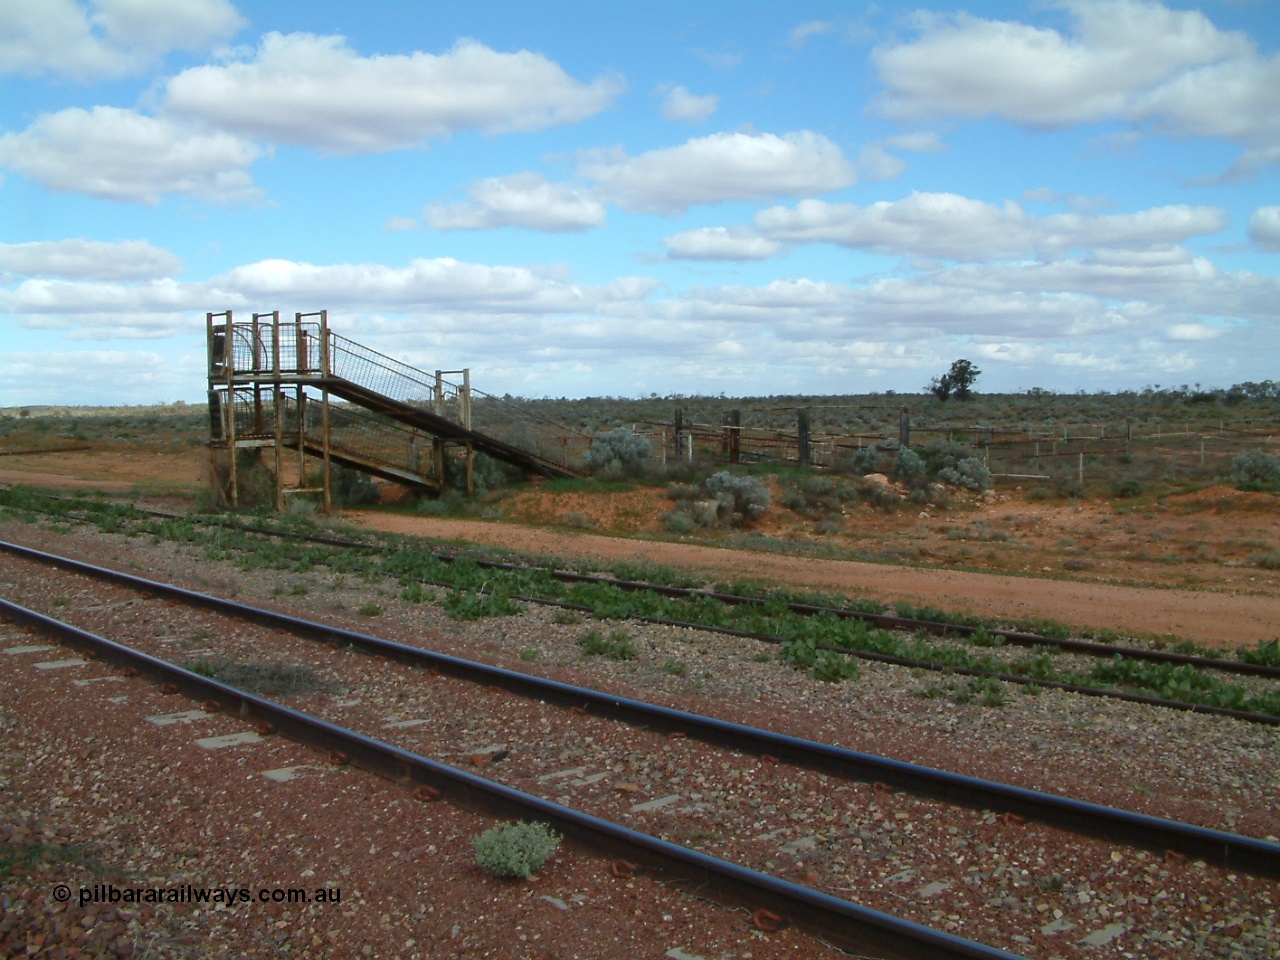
left=674, top=408, right=683, bottom=465
left=1078, top=452, right=1084, bottom=487
left=797, top=408, right=811, bottom=468
left=729, top=409, right=741, bottom=464
left=898, top=406, right=910, bottom=449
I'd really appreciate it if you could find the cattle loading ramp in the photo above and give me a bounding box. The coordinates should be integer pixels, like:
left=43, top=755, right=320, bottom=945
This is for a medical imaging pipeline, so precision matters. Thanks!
left=206, top=310, right=586, bottom=511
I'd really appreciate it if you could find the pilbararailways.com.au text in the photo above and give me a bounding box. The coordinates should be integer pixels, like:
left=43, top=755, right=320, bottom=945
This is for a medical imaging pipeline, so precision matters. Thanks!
left=72, top=883, right=341, bottom=907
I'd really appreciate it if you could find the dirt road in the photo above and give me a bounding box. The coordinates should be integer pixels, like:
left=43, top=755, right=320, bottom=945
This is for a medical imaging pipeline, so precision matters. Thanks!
left=349, top=513, right=1280, bottom=648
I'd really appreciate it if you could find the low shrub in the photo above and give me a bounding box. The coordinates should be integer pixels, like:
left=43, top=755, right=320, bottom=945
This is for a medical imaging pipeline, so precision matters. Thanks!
left=583, top=428, right=651, bottom=479
left=333, top=465, right=379, bottom=507
left=578, top=628, right=638, bottom=660
left=848, top=444, right=881, bottom=475
left=920, top=441, right=992, bottom=492
left=893, top=448, right=927, bottom=487
left=1239, top=639, right=1280, bottom=667
left=473, top=821, right=561, bottom=878
left=857, top=477, right=902, bottom=510
left=663, top=511, right=696, bottom=534
left=1232, top=449, right=1280, bottom=492
left=442, top=588, right=521, bottom=620
left=401, top=583, right=436, bottom=603
left=1112, top=478, right=1142, bottom=498
left=665, top=483, right=700, bottom=501
left=704, top=471, right=770, bottom=524
left=780, top=475, right=858, bottom=519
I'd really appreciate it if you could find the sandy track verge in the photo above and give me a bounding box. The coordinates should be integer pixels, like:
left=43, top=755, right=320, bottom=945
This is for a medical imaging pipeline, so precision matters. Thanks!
left=349, top=513, right=1280, bottom=647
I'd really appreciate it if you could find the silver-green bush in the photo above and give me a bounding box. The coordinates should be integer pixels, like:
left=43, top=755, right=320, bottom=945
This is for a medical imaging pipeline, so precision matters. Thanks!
left=935, top=457, right=991, bottom=492
left=1232, top=449, right=1280, bottom=492
left=893, top=448, right=926, bottom=486
left=473, top=821, right=561, bottom=878
left=583, top=428, right=652, bottom=478
left=704, top=471, right=770, bottom=523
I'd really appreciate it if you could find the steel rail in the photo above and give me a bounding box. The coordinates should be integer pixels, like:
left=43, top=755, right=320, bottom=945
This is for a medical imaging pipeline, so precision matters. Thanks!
left=0, top=597, right=1026, bottom=960
left=11, top=512, right=1278, bottom=726
left=3, top=538, right=1278, bottom=880
left=7, top=487, right=1275, bottom=679
left=67, top=494, right=1280, bottom=678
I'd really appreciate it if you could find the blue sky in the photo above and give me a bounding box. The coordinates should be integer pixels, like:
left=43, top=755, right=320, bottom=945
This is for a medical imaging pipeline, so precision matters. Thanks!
left=1, top=0, right=1277, bottom=405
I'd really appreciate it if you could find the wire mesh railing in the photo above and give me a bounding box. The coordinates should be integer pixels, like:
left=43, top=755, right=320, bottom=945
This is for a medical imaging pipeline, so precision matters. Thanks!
left=212, top=317, right=586, bottom=472
left=324, top=333, right=586, bottom=470
left=222, top=321, right=323, bottom=377
left=219, top=389, right=438, bottom=486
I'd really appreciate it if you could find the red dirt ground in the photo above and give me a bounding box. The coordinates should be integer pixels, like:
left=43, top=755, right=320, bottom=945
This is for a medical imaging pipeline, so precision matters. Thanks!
left=3, top=445, right=1278, bottom=647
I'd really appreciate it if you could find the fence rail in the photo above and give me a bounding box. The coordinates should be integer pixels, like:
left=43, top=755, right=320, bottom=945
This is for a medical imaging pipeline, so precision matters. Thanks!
left=624, top=407, right=1277, bottom=487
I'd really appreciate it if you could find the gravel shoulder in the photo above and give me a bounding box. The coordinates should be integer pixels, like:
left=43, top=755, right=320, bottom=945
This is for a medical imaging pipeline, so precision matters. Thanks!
left=2, top=516, right=1279, bottom=959
left=347, top=512, right=1280, bottom=647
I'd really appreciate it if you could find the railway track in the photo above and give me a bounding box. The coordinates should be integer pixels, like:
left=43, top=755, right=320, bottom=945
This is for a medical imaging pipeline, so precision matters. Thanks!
left=4, top=485, right=1279, bottom=725
left=2, top=598, right=1024, bottom=960
left=9, top=487, right=1278, bottom=674
left=1, top=537, right=1278, bottom=959
left=3, top=537, right=1277, bottom=878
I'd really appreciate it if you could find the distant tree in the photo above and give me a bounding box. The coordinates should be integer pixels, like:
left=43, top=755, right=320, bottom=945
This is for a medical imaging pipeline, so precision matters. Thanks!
left=927, top=359, right=981, bottom=402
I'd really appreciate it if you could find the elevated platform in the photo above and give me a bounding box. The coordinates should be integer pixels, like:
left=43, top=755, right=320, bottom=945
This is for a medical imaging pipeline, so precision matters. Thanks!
left=206, top=310, right=585, bottom=510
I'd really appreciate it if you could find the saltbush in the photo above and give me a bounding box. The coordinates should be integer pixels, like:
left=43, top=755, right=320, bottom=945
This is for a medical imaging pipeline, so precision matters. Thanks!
left=583, top=428, right=651, bottom=478
left=920, top=441, right=992, bottom=492
left=848, top=444, right=881, bottom=475
left=1231, top=449, right=1280, bottom=492
left=703, top=471, right=770, bottom=524
left=473, top=821, right=561, bottom=878
left=893, top=448, right=927, bottom=487
left=934, top=457, right=991, bottom=492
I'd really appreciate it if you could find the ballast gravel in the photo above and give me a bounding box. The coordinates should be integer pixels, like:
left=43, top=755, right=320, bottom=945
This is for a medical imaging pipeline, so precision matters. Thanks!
left=0, top=516, right=1277, bottom=959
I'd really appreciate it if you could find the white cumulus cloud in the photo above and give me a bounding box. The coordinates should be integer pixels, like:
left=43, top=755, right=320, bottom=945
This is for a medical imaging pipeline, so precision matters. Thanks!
left=883, top=131, right=946, bottom=153
left=873, top=1, right=1250, bottom=126
left=425, top=173, right=605, bottom=232
left=662, top=227, right=782, bottom=261
left=856, top=145, right=906, bottom=182
left=660, top=85, right=719, bottom=123
left=754, top=193, right=1226, bottom=261
left=579, top=130, right=854, bottom=215
left=1166, top=323, right=1223, bottom=341
left=164, top=33, right=625, bottom=154
left=0, top=239, right=182, bottom=280
left=0, top=106, right=263, bottom=205
left=871, top=1, right=1280, bottom=176
left=1248, top=206, right=1280, bottom=251
left=0, top=0, right=244, bottom=80
left=214, top=257, right=653, bottom=314
left=787, top=20, right=837, bottom=48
